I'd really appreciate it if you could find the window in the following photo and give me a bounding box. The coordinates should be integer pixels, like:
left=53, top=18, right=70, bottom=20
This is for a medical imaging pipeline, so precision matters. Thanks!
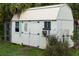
left=15, top=22, right=19, bottom=32
left=44, top=21, right=51, bottom=30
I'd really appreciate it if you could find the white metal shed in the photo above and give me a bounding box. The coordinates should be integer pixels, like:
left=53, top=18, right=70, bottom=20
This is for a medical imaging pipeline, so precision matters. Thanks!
left=11, top=4, right=74, bottom=49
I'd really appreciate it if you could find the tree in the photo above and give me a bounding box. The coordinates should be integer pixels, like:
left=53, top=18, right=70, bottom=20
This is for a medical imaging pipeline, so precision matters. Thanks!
left=68, top=3, right=79, bottom=20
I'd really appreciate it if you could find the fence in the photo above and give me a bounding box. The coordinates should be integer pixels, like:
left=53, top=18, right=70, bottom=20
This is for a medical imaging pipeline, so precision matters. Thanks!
left=0, top=21, right=11, bottom=41
left=0, top=22, right=4, bottom=40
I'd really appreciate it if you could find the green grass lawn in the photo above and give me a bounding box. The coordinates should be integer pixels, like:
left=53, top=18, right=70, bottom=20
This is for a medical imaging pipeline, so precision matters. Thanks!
left=68, top=49, right=79, bottom=56
left=0, top=40, right=45, bottom=56
left=0, top=40, right=79, bottom=56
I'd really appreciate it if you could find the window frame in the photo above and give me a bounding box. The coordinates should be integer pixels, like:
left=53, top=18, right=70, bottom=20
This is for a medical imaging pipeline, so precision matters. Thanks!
left=44, top=21, right=51, bottom=30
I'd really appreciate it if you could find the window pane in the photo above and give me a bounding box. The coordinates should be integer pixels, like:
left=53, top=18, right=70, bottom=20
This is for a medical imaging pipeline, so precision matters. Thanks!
left=47, top=22, right=50, bottom=30
left=44, top=21, right=51, bottom=30
left=15, top=22, right=19, bottom=32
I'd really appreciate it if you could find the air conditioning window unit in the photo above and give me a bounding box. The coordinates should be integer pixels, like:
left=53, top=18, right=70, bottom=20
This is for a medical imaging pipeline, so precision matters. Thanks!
left=42, top=30, right=50, bottom=37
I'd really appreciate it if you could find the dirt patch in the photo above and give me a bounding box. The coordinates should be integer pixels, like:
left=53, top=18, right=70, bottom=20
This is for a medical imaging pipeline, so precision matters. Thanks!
left=19, top=46, right=30, bottom=55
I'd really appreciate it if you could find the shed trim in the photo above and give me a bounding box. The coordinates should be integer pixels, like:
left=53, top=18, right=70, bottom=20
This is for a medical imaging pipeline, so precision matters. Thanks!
left=11, top=19, right=73, bottom=22
left=27, top=4, right=65, bottom=11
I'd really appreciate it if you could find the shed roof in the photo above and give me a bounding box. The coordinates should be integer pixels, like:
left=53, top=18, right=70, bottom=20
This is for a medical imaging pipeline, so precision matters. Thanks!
left=12, top=4, right=67, bottom=21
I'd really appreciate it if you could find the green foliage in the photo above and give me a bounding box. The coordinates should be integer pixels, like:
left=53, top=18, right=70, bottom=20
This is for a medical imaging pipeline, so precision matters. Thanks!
left=44, top=36, right=71, bottom=56
left=68, top=3, right=79, bottom=20
left=0, top=3, right=33, bottom=22
left=72, top=24, right=79, bottom=42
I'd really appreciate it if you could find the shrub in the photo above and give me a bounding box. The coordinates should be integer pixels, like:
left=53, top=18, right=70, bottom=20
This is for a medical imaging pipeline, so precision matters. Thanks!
left=44, top=36, right=71, bottom=56
left=72, top=24, right=79, bottom=42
